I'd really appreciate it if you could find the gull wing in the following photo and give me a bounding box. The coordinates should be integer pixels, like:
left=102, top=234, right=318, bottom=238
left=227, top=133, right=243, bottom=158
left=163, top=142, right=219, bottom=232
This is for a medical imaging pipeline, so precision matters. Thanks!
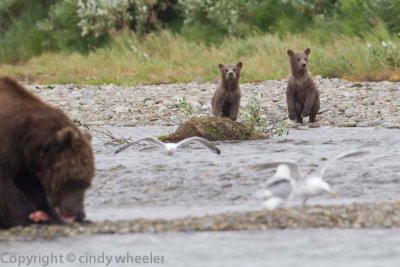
left=177, top=137, right=221, bottom=155
left=115, top=137, right=165, bottom=154
left=265, top=178, right=294, bottom=200
left=317, top=150, right=369, bottom=177
left=138, top=145, right=160, bottom=152
left=251, top=160, right=303, bottom=180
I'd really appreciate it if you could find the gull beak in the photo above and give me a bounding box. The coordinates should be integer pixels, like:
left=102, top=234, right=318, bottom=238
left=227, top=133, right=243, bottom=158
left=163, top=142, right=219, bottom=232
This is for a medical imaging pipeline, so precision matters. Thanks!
left=330, top=191, right=337, bottom=198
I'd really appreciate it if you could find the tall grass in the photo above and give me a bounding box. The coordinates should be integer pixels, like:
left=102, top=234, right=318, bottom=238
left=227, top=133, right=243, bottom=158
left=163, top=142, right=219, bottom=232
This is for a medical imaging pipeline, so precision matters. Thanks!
left=1, top=29, right=400, bottom=85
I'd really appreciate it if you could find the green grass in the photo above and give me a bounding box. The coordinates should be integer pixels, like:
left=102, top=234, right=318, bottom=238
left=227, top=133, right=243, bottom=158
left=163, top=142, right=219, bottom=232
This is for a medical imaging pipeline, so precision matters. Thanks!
left=1, top=30, right=400, bottom=85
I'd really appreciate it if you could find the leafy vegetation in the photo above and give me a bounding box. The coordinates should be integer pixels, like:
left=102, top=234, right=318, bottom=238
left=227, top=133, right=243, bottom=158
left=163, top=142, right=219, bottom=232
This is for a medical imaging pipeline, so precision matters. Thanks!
left=1, top=0, right=400, bottom=83
left=242, top=94, right=289, bottom=137
left=176, top=98, right=193, bottom=117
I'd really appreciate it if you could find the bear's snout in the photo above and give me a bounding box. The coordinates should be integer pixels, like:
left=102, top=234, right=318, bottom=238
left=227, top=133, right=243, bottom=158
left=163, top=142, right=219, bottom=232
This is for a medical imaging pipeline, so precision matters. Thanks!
left=302, top=63, right=307, bottom=68
left=227, top=70, right=236, bottom=79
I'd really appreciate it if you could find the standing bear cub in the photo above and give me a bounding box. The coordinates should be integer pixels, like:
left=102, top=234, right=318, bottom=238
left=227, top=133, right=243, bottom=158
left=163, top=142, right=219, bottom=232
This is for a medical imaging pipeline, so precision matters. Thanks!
left=286, top=48, right=320, bottom=123
left=0, top=77, right=95, bottom=229
left=212, top=62, right=243, bottom=121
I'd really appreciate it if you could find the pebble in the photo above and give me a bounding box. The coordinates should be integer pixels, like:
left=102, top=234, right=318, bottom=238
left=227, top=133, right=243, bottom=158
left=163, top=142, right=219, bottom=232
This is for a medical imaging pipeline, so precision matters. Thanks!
left=356, top=122, right=371, bottom=127
left=345, top=108, right=357, bottom=118
left=112, top=106, right=130, bottom=113
left=342, top=121, right=357, bottom=127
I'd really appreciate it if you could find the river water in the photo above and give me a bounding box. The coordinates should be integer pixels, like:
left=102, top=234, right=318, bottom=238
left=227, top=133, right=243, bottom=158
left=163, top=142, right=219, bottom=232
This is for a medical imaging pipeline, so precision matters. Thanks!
left=1, top=127, right=399, bottom=267
left=87, top=126, right=400, bottom=220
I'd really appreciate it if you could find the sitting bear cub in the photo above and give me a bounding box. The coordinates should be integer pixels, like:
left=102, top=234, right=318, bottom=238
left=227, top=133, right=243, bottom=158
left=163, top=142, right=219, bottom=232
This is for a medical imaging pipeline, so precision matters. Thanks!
left=286, top=48, right=320, bottom=123
left=212, top=62, right=243, bottom=121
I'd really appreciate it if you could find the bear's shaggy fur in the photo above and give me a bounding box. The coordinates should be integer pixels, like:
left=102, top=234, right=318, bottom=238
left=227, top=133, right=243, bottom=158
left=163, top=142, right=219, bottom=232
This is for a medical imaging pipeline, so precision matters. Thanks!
left=286, top=48, right=320, bottom=123
left=212, top=62, right=243, bottom=121
left=0, top=77, right=94, bottom=229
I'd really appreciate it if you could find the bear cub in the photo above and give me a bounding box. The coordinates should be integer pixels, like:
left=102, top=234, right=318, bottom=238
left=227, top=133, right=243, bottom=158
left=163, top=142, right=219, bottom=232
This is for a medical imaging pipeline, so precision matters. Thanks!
left=212, top=62, right=243, bottom=121
left=286, top=48, right=320, bottom=123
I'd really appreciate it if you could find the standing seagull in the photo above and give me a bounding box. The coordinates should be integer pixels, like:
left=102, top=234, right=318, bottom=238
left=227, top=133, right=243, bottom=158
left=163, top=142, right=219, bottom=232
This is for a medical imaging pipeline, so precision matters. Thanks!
left=253, top=150, right=368, bottom=209
left=115, top=136, right=221, bottom=155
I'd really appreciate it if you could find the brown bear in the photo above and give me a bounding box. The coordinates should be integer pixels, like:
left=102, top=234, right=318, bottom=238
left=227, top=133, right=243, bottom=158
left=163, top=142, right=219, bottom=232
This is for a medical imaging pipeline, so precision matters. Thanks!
left=286, top=48, right=320, bottom=123
left=212, top=62, right=243, bottom=121
left=0, top=77, right=94, bottom=229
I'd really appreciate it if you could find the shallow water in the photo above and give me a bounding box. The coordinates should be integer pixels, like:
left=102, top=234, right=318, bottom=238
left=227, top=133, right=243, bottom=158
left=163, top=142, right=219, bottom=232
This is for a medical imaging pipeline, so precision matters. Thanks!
left=1, top=229, right=400, bottom=267
left=1, top=127, right=400, bottom=267
left=87, top=126, right=400, bottom=221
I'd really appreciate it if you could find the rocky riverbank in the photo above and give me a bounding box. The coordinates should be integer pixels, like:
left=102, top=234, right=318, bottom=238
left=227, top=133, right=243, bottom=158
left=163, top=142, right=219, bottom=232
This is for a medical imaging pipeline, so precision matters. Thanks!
left=26, top=78, right=400, bottom=128
left=1, top=201, right=400, bottom=241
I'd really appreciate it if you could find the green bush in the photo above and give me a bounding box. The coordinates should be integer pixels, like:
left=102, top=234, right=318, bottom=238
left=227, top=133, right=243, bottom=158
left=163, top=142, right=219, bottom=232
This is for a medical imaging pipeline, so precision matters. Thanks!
left=38, top=0, right=108, bottom=53
left=2, top=0, right=400, bottom=63
left=0, top=1, right=49, bottom=63
left=371, top=0, right=400, bottom=34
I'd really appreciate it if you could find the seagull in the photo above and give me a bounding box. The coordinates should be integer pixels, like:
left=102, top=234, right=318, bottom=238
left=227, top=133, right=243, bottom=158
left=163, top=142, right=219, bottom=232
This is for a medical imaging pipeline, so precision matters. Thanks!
left=253, top=150, right=368, bottom=209
left=255, top=163, right=297, bottom=210
left=115, top=136, right=221, bottom=155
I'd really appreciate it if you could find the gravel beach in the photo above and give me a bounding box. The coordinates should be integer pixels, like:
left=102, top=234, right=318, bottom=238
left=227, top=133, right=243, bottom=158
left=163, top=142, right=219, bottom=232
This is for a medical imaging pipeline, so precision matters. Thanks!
left=27, top=78, right=400, bottom=128
left=1, top=201, right=400, bottom=241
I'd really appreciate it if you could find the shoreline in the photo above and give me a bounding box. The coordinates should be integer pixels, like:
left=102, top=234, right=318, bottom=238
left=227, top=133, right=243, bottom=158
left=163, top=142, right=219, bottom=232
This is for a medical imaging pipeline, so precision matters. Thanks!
left=1, top=201, right=400, bottom=241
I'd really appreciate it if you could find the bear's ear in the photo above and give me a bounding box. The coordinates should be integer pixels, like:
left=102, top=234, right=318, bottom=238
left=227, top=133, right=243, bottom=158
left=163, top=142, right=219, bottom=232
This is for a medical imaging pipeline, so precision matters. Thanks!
left=56, top=127, right=79, bottom=147
left=304, top=48, right=311, bottom=55
left=218, top=63, right=224, bottom=70
left=84, top=132, right=92, bottom=142
left=287, top=50, right=294, bottom=57
left=236, top=62, right=243, bottom=69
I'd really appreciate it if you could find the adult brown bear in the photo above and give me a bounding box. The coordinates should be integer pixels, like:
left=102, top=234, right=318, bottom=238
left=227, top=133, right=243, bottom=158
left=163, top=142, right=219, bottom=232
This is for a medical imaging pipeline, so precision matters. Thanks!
left=0, top=77, right=94, bottom=229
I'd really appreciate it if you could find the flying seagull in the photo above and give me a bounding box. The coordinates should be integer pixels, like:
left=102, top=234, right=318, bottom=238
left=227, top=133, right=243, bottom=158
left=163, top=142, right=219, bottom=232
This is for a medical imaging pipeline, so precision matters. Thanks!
left=253, top=150, right=368, bottom=209
left=115, top=136, right=221, bottom=155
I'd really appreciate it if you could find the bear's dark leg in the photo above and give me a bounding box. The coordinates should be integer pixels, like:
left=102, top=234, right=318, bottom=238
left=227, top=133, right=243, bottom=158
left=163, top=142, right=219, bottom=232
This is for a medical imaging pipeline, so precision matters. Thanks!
left=309, top=96, right=320, bottom=123
left=0, top=174, right=36, bottom=228
left=212, top=94, right=224, bottom=116
left=286, top=87, right=297, bottom=120
left=295, top=101, right=304, bottom=123
left=15, top=174, right=63, bottom=224
left=229, top=98, right=240, bottom=121
left=222, top=102, right=231, bottom=118
left=15, top=173, right=53, bottom=217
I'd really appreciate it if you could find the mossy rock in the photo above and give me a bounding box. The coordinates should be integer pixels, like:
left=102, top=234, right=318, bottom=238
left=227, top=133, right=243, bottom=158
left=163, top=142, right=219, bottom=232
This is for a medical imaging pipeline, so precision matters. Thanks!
left=160, top=116, right=267, bottom=142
